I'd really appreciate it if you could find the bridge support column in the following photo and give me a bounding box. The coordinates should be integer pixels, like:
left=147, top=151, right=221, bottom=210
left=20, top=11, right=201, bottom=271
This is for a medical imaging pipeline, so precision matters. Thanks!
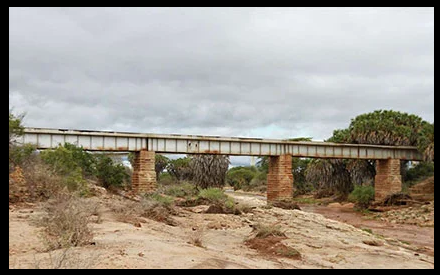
left=131, top=150, right=157, bottom=194
left=267, top=154, right=293, bottom=202
left=374, top=159, right=401, bottom=201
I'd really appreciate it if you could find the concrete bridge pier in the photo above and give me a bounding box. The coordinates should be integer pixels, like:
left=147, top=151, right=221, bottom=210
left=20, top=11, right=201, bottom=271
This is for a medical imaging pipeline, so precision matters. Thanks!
left=374, top=158, right=402, bottom=201
left=131, top=150, right=157, bottom=194
left=267, top=154, right=294, bottom=202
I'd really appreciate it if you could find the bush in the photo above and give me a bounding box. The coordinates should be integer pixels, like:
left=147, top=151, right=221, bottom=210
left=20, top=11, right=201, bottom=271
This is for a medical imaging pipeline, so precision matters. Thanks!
left=197, top=188, right=236, bottom=213
left=226, top=166, right=258, bottom=190
left=95, top=155, right=129, bottom=189
left=404, top=161, right=434, bottom=186
left=9, top=143, right=37, bottom=172
left=197, top=188, right=228, bottom=203
left=158, top=172, right=175, bottom=185
left=162, top=182, right=198, bottom=198
left=39, top=195, right=98, bottom=250
left=252, top=223, right=286, bottom=238
left=348, top=185, right=375, bottom=208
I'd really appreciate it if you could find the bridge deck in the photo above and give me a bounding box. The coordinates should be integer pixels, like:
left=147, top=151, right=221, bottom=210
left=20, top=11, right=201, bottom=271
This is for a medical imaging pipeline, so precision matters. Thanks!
left=19, top=127, right=423, bottom=160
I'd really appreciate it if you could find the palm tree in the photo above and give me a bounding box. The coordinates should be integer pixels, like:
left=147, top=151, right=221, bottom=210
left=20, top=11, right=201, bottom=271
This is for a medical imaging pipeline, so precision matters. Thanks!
left=191, top=155, right=230, bottom=189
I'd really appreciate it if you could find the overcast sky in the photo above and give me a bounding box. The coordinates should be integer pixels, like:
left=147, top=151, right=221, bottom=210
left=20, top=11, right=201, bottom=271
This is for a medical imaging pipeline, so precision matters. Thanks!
left=9, top=8, right=433, bottom=165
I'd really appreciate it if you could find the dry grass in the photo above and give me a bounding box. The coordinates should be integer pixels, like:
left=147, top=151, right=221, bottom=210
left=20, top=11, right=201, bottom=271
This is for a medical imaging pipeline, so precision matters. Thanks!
left=37, top=194, right=99, bottom=251
left=188, top=229, right=205, bottom=248
left=109, top=193, right=177, bottom=226
left=31, top=248, right=100, bottom=269
left=251, top=223, right=286, bottom=239
left=246, top=223, right=301, bottom=260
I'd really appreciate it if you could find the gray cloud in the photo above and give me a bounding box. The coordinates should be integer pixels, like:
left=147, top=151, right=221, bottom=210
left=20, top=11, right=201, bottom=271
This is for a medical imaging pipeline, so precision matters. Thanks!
left=9, top=7, right=434, bottom=145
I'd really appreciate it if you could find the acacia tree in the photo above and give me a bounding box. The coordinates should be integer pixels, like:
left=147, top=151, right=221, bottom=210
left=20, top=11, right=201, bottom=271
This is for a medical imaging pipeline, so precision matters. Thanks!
left=191, top=155, right=230, bottom=189
left=167, top=157, right=193, bottom=181
left=306, top=110, right=434, bottom=197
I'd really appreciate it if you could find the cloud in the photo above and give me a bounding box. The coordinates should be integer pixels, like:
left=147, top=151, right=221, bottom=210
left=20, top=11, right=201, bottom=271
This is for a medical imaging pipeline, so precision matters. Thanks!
left=9, top=7, right=434, bottom=147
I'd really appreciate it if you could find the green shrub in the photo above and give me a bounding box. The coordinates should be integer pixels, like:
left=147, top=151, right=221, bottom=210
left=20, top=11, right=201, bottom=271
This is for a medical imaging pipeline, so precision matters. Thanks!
left=348, top=185, right=375, bottom=208
left=404, top=161, right=434, bottom=186
left=197, top=188, right=228, bottom=203
left=162, top=182, right=198, bottom=198
left=9, top=143, right=37, bottom=171
left=226, top=166, right=258, bottom=190
left=145, top=193, right=174, bottom=208
left=94, top=155, right=129, bottom=189
left=158, top=172, right=175, bottom=185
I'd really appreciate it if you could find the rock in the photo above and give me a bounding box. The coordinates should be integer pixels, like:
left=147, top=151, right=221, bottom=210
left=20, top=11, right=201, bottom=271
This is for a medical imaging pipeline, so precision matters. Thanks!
left=133, top=222, right=142, bottom=228
left=363, top=240, right=383, bottom=246
left=327, top=203, right=342, bottom=208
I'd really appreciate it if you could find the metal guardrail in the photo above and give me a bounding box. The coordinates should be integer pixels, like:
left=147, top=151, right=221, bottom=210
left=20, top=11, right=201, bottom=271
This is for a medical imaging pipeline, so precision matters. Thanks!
left=20, top=127, right=423, bottom=160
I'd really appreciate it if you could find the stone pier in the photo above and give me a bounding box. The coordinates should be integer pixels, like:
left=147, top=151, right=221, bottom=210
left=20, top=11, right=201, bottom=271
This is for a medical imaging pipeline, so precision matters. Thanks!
left=267, top=154, right=294, bottom=202
left=374, top=159, right=402, bottom=201
left=131, top=150, right=157, bottom=194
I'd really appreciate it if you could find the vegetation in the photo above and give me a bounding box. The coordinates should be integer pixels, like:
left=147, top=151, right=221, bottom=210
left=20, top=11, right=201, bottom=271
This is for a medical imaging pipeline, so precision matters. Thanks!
left=191, top=155, right=229, bottom=189
left=94, top=154, right=129, bottom=189
left=161, top=182, right=199, bottom=198
left=167, top=157, right=193, bottom=181
left=307, top=110, right=434, bottom=198
left=252, top=223, right=286, bottom=238
left=39, top=194, right=99, bottom=250
left=403, top=161, right=434, bottom=186
left=9, top=110, right=24, bottom=147
left=226, top=166, right=258, bottom=190
left=348, top=185, right=375, bottom=208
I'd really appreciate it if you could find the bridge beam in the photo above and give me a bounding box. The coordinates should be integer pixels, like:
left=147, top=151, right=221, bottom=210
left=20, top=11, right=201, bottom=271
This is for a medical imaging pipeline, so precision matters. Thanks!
left=131, top=150, right=157, bottom=194
left=267, top=154, right=294, bottom=202
left=374, top=159, right=402, bottom=201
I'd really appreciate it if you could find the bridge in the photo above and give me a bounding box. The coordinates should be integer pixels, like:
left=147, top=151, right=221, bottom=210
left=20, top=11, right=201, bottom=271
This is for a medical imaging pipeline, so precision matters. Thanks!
left=20, top=127, right=424, bottom=201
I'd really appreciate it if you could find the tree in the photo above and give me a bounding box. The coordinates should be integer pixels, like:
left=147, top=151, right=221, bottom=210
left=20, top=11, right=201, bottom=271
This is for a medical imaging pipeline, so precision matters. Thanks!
left=167, top=156, right=193, bottom=181
left=307, top=110, right=434, bottom=197
left=417, top=122, right=434, bottom=162
left=191, top=155, right=230, bottom=189
left=154, top=154, right=169, bottom=180
left=9, top=110, right=24, bottom=148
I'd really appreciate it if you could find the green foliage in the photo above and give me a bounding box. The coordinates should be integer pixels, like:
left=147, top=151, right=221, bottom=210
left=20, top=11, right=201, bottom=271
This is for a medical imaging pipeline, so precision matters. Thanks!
left=95, top=155, right=129, bottom=189
left=41, top=143, right=129, bottom=190
left=158, top=172, right=175, bottom=185
left=9, top=111, right=24, bottom=146
left=191, top=155, right=230, bottom=189
left=348, top=185, right=375, bottom=208
left=167, top=157, right=193, bottom=181
left=256, top=157, right=268, bottom=173
left=60, top=143, right=96, bottom=176
left=312, top=110, right=434, bottom=198
left=197, top=188, right=228, bottom=203
left=128, top=153, right=170, bottom=180
left=162, top=182, right=198, bottom=198
left=344, top=110, right=425, bottom=146
left=252, top=223, right=285, bottom=238
left=306, top=159, right=352, bottom=197
left=197, top=188, right=235, bottom=211
left=144, top=193, right=174, bottom=208
left=417, top=122, right=434, bottom=162
left=292, top=158, right=312, bottom=195
left=154, top=154, right=169, bottom=180
left=404, top=161, right=434, bottom=186
left=226, top=166, right=258, bottom=190
left=9, top=143, right=36, bottom=170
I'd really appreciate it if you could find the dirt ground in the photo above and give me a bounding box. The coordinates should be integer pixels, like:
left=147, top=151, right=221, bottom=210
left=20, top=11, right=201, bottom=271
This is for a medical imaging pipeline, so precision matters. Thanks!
left=9, top=191, right=434, bottom=269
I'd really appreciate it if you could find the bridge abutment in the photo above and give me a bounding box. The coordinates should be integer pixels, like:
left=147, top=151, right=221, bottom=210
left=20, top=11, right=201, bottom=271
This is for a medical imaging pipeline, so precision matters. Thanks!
left=131, top=150, right=157, bottom=194
left=267, top=154, right=293, bottom=202
left=374, top=158, right=402, bottom=201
